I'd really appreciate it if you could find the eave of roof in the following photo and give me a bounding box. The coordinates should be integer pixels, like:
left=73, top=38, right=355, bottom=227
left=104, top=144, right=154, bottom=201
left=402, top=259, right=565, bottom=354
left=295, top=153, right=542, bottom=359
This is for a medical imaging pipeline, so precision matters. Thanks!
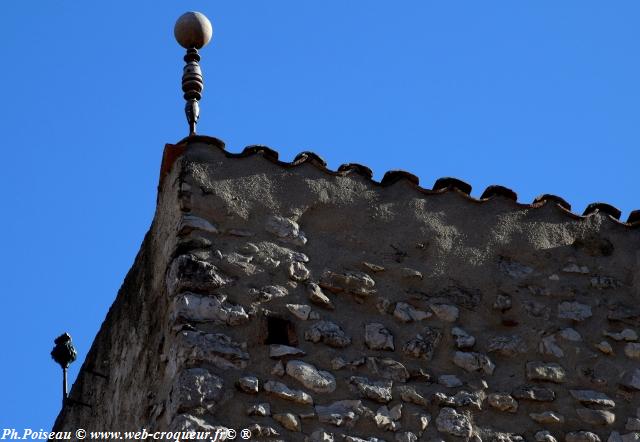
left=159, top=135, right=639, bottom=228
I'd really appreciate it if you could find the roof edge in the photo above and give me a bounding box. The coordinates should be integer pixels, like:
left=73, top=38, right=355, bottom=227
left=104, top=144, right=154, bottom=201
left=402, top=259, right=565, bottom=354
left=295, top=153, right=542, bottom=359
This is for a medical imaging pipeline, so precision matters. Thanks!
left=159, top=136, right=639, bottom=228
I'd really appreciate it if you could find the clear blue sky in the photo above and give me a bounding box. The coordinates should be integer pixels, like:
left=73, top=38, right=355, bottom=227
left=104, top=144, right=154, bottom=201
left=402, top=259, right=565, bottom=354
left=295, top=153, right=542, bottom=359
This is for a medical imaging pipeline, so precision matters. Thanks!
left=0, top=0, right=638, bottom=430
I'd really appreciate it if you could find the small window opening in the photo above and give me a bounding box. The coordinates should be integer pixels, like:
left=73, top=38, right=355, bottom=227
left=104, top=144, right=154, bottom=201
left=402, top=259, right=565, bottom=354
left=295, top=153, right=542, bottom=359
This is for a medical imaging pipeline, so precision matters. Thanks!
left=265, top=317, right=296, bottom=346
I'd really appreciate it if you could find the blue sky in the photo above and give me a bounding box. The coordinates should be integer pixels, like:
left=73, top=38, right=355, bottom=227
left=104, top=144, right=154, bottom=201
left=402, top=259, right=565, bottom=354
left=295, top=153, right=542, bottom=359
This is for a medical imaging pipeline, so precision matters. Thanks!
left=0, top=0, right=638, bottom=430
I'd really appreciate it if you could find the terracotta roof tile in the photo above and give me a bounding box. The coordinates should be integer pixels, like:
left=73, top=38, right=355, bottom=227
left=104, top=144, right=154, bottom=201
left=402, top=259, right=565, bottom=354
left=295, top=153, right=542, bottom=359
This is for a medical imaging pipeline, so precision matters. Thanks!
left=480, top=185, right=518, bottom=201
left=240, top=145, right=279, bottom=161
left=337, top=163, right=373, bottom=179
left=628, top=210, right=640, bottom=224
left=432, top=177, right=472, bottom=195
left=583, top=202, right=622, bottom=220
left=533, top=194, right=572, bottom=211
left=293, top=151, right=328, bottom=167
left=380, top=170, right=420, bottom=186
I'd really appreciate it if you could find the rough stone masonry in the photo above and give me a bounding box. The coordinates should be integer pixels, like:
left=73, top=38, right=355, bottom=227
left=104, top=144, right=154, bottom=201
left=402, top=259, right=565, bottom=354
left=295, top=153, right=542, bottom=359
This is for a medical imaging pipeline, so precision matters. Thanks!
left=53, top=137, right=640, bottom=441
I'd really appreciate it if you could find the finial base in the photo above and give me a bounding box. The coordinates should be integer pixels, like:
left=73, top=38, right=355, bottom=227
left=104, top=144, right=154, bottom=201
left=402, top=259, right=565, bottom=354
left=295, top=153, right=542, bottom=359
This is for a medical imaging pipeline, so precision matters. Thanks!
left=185, top=99, right=200, bottom=136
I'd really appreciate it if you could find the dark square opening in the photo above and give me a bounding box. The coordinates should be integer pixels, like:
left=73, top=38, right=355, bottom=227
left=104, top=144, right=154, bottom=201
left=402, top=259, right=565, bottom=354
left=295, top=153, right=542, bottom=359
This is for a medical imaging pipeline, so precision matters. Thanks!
left=265, top=317, right=296, bottom=346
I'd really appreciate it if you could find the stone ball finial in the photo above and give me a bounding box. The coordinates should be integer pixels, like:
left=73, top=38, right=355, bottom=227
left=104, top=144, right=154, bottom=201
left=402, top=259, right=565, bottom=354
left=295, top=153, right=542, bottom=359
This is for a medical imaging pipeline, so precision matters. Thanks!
left=174, top=11, right=213, bottom=49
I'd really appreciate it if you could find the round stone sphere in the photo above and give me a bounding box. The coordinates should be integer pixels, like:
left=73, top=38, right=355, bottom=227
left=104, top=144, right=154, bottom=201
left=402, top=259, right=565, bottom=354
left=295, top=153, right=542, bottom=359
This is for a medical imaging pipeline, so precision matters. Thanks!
left=174, top=11, right=213, bottom=49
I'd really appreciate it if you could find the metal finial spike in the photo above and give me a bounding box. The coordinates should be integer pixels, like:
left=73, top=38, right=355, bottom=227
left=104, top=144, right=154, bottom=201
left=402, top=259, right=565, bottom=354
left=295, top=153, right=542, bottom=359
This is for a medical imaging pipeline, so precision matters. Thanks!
left=174, top=12, right=213, bottom=136
left=51, top=332, right=77, bottom=407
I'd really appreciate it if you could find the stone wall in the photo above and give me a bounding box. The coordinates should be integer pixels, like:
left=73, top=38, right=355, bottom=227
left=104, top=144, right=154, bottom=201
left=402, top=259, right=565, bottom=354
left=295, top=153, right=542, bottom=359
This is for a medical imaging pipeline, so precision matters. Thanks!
left=54, top=137, right=640, bottom=442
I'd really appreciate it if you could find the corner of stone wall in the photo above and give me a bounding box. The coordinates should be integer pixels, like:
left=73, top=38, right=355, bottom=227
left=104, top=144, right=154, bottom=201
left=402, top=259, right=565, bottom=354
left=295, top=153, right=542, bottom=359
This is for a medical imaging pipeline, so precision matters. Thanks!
left=52, top=149, right=189, bottom=432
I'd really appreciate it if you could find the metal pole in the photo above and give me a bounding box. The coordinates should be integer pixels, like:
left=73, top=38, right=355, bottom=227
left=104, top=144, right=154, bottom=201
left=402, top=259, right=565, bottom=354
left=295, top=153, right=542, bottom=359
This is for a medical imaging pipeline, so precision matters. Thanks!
left=63, top=367, right=68, bottom=406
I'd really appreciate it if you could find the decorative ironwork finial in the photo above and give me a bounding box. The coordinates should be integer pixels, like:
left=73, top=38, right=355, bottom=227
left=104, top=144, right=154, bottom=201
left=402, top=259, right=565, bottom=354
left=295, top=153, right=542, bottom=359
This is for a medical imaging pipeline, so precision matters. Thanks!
left=51, top=332, right=77, bottom=407
left=174, top=11, right=213, bottom=136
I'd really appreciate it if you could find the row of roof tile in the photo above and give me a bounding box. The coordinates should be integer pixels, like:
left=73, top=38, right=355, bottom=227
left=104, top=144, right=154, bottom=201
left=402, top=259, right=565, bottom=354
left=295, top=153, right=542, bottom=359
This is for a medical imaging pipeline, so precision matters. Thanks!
left=163, top=136, right=638, bottom=227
